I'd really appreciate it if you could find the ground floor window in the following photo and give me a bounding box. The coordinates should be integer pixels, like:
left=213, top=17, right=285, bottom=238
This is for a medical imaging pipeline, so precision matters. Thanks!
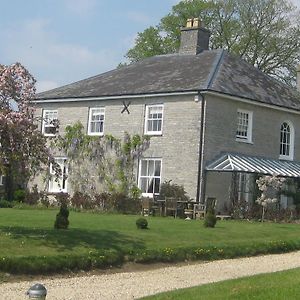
left=49, top=157, right=68, bottom=193
left=138, top=158, right=162, bottom=196
left=237, top=173, right=253, bottom=203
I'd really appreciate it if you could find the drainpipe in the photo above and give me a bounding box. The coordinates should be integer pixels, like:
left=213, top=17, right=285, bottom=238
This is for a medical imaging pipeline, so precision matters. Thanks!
left=196, top=92, right=206, bottom=203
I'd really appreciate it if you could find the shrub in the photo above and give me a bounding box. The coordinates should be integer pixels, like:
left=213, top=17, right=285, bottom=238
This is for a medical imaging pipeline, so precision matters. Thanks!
left=54, top=195, right=70, bottom=229
left=113, top=192, right=140, bottom=214
left=159, top=180, right=189, bottom=202
left=136, top=217, right=148, bottom=229
left=13, top=189, right=26, bottom=202
left=24, top=185, right=40, bottom=205
left=0, top=200, right=13, bottom=208
left=70, top=191, right=93, bottom=210
left=94, top=192, right=110, bottom=210
left=204, top=208, right=217, bottom=228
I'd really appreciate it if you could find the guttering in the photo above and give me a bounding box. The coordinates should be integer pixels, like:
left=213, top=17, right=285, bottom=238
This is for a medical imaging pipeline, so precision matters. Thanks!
left=202, top=90, right=300, bottom=115
left=34, top=91, right=198, bottom=104
left=196, top=92, right=206, bottom=203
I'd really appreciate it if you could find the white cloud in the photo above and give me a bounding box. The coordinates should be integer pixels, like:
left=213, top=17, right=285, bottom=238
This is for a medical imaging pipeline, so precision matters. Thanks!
left=126, top=11, right=152, bottom=24
left=36, top=80, right=59, bottom=93
left=63, top=0, right=98, bottom=16
left=0, top=18, right=119, bottom=89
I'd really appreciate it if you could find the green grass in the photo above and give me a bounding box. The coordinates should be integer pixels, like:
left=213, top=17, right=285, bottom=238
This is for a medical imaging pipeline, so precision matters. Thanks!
left=1, top=208, right=300, bottom=274
left=0, top=208, right=300, bottom=257
left=142, top=267, right=300, bottom=299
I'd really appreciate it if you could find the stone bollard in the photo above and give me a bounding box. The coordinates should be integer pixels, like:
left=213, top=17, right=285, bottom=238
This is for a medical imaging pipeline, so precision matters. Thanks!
left=26, top=283, right=47, bottom=299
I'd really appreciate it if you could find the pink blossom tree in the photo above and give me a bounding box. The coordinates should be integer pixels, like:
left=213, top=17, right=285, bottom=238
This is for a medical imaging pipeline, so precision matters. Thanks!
left=256, top=175, right=286, bottom=222
left=0, top=63, right=54, bottom=200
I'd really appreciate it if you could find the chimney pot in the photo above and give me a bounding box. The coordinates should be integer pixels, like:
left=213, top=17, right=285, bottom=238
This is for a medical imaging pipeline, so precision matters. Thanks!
left=179, top=18, right=211, bottom=55
left=186, top=19, right=193, bottom=28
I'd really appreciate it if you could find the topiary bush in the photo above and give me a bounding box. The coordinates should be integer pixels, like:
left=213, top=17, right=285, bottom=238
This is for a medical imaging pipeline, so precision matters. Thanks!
left=54, top=193, right=70, bottom=229
left=136, top=217, right=148, bottom=229
left=204, top=208, right=217, bottom=228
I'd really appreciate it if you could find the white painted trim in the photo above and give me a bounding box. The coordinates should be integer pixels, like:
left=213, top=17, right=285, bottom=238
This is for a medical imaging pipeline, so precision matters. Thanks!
left=49, top=157, right=68, bottom=193
left=87, top=107, right=105, bottom=136
left=0, top=175, right=3, bottom=186
left=279, top=120, right=295, bottom=161
left=202, top=91, right=300, bottom=115
left=138, top=158, right=162, bottom=196
left=42, top=109, right=58, bottom=136
left=144, top=104, right=164, bottom=135
left=236, top=109, right=253, bottom=143
left=34, top=91, right=198, bottom=103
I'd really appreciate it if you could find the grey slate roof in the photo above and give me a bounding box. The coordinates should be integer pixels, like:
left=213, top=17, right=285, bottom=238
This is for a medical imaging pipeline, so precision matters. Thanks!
left=36, top=49, right=300, bottom=111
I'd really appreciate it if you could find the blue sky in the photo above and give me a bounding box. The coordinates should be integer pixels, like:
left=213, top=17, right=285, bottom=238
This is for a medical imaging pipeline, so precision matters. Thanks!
left=0, top=0, right=179, bottom=92
left=0, top=0, right=299, bottom=93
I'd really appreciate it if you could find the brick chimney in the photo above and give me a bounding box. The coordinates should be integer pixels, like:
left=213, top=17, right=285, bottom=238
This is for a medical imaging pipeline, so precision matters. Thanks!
left=179, top=18, right=211, bottom=55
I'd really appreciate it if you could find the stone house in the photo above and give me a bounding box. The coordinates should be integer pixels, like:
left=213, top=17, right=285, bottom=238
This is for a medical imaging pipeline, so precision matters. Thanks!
left=34, top=18, right=300, bottom=213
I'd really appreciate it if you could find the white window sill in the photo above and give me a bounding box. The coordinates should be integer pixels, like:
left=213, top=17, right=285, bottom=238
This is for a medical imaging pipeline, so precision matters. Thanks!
left=279, top=155, right=293, bottom=161
left=87, top=133, right=104, bottom=136
left=141, top=193, right=159, bottom=198
left=235, top=138, right=253, bottom=144
left=144, top=132, right=163, bottom=136
left=44, top=134, right=56, bottom=137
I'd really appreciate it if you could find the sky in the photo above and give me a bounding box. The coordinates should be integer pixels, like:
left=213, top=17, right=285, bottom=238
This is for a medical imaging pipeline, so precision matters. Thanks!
left=0, top=0, right=179, bottom=92
left=0, top=0, right=299, bottom=93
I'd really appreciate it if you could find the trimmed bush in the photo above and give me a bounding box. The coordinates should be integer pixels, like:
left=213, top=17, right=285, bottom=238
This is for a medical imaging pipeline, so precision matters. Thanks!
left=13, top=189, right=26, bottom=202
left=54, top=196, right=70, bottom=229
left=0, top=200, right=13, bottom=208
left=136, top=217, right=148, bottom=229
left=204, top=208, right=217, bottom=228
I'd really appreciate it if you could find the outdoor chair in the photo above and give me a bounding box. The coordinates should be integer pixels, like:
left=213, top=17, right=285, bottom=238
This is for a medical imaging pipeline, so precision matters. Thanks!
left=193, top=197, right=217, bottom=219
left=141, top=198, right=160, bottom=216
left=164, top=197, right=180, bottom=218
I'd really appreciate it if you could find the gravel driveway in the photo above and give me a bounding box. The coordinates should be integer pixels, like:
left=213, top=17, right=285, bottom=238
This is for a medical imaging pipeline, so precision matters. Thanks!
left=3, top=251, right=300, bottom=300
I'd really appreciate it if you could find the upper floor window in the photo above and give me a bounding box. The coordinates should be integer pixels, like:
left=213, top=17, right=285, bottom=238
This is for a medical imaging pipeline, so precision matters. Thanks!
left=42, top=110, right=58, bottom=136
left=49, top=157, right=68, bottom=193
left=88, top=107, right=105, bottom=136
left=280, top=121, right=294, bottom=160
left=236, top=109, right=253, bottom=143
left=138, top=158, right=162, bottom=196
left=144, top=104, right=163, bottom=135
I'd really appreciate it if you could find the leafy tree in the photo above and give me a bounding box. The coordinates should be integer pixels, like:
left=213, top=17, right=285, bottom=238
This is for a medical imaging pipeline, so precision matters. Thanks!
left=125, top=0, right=300, bottom=85
left=0, top=63, right=55, bottom=200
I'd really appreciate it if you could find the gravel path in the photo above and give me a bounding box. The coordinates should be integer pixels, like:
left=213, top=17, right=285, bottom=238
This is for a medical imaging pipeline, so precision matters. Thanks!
left=3, top=251, right=300, bottom=299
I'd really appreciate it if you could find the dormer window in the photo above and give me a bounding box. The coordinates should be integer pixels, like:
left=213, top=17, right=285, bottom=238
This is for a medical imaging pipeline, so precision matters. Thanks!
left=144, top=104, right=164, bottom=135
left=236, top=109, right=253, bottom=143
left=42, top=110, right=58, bottom=136
left=279, top=121, right=294, bottom=160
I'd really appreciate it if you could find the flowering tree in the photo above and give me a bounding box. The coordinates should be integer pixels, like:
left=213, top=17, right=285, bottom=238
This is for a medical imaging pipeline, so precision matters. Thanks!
left=0, top=63, right=54, bottom=200
left=256, top=175, right=286, bottom=222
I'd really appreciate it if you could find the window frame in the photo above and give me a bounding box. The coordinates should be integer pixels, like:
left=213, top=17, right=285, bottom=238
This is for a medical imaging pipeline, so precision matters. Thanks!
left=144, top=104, right=164, bottom=136
left=0, top=175, right=3, bottom=186
left=48, top=157, right=68, bottom=193
left=279, top=121, right=294, bottom=161
left=236, top=109, right=253, bottom=143
left=42, top=109, right=58, bottom=136
left=138, top=158, right=162, bottom=197
left=87, top=107, right=105, bottom=136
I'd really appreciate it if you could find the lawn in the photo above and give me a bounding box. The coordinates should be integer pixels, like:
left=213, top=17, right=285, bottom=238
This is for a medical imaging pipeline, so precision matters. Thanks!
left=142, top=267, right=300, bottom=300
left=1, top=208, right=300, bottom=274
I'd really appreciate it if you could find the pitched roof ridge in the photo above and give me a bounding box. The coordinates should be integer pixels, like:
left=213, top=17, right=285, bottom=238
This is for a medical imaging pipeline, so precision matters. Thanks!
left=205, top=49, right=225, bottom=89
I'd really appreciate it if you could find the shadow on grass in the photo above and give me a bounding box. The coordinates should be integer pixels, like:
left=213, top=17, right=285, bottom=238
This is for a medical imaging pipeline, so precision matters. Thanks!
left=0, top=226, right=145, bottom=252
